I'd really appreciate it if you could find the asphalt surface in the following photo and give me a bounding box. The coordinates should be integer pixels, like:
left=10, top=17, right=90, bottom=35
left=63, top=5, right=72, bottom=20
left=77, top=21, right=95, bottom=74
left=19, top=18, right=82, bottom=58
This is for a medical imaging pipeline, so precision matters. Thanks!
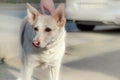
left=0, top=3, right=120, bottom=80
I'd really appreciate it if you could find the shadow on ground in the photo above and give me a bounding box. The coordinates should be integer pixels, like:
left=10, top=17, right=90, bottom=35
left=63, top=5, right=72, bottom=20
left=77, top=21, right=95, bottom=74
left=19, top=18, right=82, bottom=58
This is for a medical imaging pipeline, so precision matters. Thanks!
left=0, top=64, right=18, bottom=80
left=64, top=50, right=120, bottom=79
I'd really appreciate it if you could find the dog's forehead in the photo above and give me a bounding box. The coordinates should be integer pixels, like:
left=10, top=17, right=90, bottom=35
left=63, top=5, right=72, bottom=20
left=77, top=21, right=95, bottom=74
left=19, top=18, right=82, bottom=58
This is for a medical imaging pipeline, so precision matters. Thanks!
left=35, top=15, right=57, bottom=29
left=37, top=15, right=56, bottom=25
left=35, top=15, right=56, bottom=28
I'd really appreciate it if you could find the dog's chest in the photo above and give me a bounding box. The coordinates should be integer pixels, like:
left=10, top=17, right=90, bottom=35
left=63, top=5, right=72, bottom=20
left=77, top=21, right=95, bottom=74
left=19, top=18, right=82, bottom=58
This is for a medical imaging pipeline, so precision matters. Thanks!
left=34, top=48, right=59, bottom=66
left=39, top=48, right=58, bottom=60
left=37, top=44, right=64, bottom=67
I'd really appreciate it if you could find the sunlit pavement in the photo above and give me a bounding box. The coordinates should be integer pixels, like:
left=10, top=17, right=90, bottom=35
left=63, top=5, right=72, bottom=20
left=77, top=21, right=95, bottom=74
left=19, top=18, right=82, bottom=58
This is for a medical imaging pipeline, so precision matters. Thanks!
left=0, top=3, right=120, bottom=80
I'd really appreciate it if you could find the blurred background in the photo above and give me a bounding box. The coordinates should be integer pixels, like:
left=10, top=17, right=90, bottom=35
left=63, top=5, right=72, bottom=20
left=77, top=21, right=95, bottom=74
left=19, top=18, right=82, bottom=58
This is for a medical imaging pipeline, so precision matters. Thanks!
left=0, top=0, right=120, bottom=80
left=0, top=0, right=65, bottom=3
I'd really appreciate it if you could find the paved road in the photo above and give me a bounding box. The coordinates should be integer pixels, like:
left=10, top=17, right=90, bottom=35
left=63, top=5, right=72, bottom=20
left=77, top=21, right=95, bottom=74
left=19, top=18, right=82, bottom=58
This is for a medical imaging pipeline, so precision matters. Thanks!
left=0, top=3, right=120, bottom=80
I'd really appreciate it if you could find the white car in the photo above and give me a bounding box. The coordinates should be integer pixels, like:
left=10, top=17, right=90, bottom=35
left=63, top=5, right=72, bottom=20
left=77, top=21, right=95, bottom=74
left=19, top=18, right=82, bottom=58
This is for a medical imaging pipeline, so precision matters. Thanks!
left=66, top=0, right=120, bottom=31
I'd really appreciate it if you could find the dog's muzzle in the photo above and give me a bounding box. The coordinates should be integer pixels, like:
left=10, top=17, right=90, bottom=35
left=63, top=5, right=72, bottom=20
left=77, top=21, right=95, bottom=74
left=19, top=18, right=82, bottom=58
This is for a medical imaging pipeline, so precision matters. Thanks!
left=32, top=40, right=40, bottom=48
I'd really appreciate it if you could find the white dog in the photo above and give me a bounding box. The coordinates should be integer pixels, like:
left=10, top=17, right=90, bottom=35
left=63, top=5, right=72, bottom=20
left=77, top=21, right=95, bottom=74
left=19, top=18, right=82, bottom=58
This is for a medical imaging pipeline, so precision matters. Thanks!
left=18, top=3, right=66, bottom=80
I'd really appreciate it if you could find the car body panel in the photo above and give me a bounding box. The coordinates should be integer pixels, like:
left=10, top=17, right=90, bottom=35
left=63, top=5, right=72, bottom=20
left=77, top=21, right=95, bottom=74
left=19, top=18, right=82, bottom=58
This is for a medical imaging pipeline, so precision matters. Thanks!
left=66, top=0, right=120, bottom=25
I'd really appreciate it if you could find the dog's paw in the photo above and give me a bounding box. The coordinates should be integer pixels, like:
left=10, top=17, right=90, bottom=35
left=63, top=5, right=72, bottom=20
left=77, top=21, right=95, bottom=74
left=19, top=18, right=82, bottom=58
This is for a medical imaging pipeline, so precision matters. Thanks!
left=0, top=61, right=3, bottom=64
left=0, top=58, right=5, bottom=64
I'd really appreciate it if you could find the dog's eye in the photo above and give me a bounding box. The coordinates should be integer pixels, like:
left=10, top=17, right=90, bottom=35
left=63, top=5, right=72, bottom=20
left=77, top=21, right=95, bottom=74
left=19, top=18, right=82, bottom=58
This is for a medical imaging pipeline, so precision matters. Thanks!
left=45, top=27, right=51, bottom=32
left=34, top=27, right=38, bottom=31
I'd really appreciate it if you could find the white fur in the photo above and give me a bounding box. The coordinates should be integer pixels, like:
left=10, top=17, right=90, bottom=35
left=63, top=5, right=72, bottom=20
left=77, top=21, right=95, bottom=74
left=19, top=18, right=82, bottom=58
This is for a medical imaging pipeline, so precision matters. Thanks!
left=18, top=3, right=66, bottom=80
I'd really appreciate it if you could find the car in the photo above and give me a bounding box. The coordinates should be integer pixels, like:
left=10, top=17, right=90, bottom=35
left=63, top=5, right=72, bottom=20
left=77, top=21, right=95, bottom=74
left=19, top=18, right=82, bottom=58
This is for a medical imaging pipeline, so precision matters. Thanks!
left=66, top=0, right=120, bottom=31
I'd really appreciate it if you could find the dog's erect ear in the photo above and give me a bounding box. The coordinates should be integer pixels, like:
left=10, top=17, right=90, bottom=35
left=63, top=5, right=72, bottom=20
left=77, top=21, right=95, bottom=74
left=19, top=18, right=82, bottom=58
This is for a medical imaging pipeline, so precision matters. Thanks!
left=26, top=3, right=40, bottom=25
left=52, top=3, right=66, bottom=27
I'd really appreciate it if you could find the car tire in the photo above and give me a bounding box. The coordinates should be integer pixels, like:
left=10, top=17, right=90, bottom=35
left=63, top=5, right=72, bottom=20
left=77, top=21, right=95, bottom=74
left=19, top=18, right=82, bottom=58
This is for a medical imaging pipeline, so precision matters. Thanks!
left=76, top=24, right=95, bottom=31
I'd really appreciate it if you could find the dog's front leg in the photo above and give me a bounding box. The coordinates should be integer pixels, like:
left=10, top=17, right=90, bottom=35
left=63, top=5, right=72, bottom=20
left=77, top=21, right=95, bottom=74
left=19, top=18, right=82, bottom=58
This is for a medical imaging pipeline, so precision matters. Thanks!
left=22, top=65, right=34, bottom=80
left=49, top=62, right=61, bottom=80
left=21, top=57, right=37, bottom=80
left=18, top=65, right=35, bottom=80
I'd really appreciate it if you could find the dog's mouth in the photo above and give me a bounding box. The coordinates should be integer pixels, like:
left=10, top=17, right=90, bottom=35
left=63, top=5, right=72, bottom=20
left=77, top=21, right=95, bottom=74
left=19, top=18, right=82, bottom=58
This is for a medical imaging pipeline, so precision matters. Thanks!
left=33, top=44, right=40, bottom=48
left=32, top=40, right=40, bottom=48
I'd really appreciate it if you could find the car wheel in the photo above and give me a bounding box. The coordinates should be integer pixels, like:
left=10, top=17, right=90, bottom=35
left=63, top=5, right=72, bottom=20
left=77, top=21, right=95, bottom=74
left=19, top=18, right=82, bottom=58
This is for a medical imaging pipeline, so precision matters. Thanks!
left=76, top=24, right=95, bottom=31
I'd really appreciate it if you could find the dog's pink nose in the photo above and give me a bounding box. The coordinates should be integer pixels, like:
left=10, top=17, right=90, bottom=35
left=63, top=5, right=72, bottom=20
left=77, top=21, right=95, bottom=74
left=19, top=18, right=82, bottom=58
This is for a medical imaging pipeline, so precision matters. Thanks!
left=32, top=40, right=40, bottom=47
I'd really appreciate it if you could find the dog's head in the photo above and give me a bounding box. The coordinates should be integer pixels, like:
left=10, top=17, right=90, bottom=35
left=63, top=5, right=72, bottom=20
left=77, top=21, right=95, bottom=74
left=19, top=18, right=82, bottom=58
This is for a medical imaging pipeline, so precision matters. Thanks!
left=26, top=3, right=66, bottom=48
